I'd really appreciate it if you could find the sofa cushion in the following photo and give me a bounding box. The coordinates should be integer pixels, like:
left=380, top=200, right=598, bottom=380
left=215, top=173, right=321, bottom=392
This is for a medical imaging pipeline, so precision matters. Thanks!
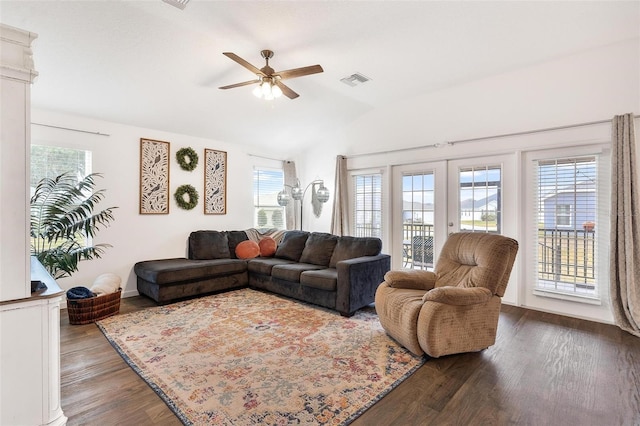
left=227, top=230, right=249, bottom=259
left=271, top=263, right=325, bottom=282
left=236, top=240, right=260, bottom=259
left=259, top=237, right=277, bottom=257
left=299, top=232, right=339, bottom=266
left=329, top=236, right=382, bottom=268
left=247, top=257, right=296, bottom=275
left=300, top=268, right=338, bottom=291
left=134, top=258, right=247, bottom=285
left=274, top=230, right=309, bottom=261
left=189, top=231, right=230, bottom=260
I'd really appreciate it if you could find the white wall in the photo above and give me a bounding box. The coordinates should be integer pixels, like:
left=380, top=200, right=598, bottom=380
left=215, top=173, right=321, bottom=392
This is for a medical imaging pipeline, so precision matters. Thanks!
left=31, top=109, right=260, bottom=298
left=298, top=38, right=640, bottom=324
left=301, top=38, right=640, bottom=232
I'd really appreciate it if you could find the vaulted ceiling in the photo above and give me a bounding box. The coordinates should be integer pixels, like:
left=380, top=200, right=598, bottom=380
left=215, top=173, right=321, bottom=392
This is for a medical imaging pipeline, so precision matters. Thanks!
left=1, top=1, right=638, bottom=157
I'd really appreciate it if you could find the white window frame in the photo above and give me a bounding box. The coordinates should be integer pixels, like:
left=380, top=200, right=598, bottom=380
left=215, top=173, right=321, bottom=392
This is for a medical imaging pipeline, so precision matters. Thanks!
left=30, top=144, right=94, bottom=246
left=525, top=145, right=610, bottom=307
left=253, top=166, right=285, bottom=230
left=555, top=204, right=573, bottom=227
left=351, top=170, right=383, bottom=238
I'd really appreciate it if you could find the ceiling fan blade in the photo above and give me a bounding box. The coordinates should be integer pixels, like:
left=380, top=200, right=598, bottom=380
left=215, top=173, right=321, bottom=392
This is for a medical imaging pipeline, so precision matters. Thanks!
left=274, top=80, right=299, bottom=99
left=222, top=52, right=266, bottom=77
left=219, top=79, right=261, bottom=90
left=276, top=65, right=324, bottom=80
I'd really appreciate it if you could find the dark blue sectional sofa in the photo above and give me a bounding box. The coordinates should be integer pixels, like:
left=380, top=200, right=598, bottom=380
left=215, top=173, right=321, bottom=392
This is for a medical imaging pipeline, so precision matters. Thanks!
left=134, top=230, right=390, bottom=316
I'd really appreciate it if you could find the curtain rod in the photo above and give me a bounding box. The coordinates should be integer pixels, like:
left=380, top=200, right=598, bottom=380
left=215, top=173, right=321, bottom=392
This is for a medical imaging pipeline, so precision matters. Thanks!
left=32, top=122, right=110, bottom=137
left=248, top=153, right=286, bottom=162
left=347, top=114, right=640, bottom=158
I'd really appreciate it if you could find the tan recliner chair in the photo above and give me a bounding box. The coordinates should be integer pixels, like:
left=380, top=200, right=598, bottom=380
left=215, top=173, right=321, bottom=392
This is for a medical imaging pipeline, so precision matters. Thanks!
left=375, top=232, right=518, bottom=357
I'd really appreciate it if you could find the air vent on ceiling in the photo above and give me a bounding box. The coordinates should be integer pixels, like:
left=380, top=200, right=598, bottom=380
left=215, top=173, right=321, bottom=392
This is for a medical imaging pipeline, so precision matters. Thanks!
left=162, top=0, right=190, bottom=10
left=340, top=72, right=371, bottom=87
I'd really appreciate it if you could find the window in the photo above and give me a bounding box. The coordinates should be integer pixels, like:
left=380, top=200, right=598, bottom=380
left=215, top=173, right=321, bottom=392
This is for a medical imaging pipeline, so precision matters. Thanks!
left=458, top=165, right=501, bottom=233
left=30, top=144, right=93, bottom=247
left=353, top=173, right=382, bottom=237
left=534, top=156, right=600, bottom=297
left=31, top=144, right=92, bottom=190
left=555, top=204, right=572, bottom=227
left=253, top=167, right=285, bottom=229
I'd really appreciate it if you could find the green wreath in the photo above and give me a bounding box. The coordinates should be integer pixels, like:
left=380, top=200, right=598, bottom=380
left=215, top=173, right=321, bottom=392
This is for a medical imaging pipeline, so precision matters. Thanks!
left=174, top=184, right=199, bottom=210
left=176, top=147, right=199, bottom=171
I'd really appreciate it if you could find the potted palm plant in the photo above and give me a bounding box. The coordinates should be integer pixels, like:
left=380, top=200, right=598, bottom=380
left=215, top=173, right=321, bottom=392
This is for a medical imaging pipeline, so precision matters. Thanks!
left=30, top=172, right=117, bottom=280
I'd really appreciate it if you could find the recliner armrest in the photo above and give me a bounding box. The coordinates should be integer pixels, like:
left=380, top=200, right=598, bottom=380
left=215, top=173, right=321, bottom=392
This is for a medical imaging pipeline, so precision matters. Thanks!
left=422, top=286, right=493, bottom=305
left=384, top=269, right=437, bottom=291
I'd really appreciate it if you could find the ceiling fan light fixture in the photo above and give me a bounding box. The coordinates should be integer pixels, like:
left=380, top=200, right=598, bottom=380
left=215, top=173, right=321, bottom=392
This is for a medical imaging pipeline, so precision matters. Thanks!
left=252, top=78, right=282, bottom=100
left=271, top=84, right=282, bottom=98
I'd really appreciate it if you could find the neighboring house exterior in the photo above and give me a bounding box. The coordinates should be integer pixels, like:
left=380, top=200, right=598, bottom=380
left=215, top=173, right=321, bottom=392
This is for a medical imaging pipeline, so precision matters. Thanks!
left=542, top=182, right=595, bottom=229
left=460, top=192, right=498, bottom=222
left=402, top=200, right=434, bottom=224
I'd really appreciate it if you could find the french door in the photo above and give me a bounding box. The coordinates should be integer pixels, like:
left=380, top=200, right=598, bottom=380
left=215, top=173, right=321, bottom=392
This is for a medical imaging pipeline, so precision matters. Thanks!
left=392, top=161, right=447, bottom=271
left=392, top=154, right=517, bottom=301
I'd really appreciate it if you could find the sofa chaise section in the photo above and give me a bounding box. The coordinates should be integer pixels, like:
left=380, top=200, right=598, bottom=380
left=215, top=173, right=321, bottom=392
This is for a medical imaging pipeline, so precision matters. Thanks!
left=134, top=230, right=249, bottom=304
left=134, top=257, right=248, bottom=304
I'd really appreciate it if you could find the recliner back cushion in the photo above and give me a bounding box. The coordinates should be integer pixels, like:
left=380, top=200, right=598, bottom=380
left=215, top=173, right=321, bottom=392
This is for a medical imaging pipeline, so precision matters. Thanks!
left=435, top=232, right=517, bottom=295
left=329, top=236, right=382, bottom=268
left=189, top=231, right=231, bottom=260
left=274, top=230, right=310, bottom=261
left=299, top=232, right=339, bottom=267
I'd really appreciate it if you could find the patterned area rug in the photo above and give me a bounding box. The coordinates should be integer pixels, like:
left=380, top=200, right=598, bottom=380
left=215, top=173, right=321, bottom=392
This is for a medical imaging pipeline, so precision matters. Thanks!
left=97, top=288, right=426, bottom=425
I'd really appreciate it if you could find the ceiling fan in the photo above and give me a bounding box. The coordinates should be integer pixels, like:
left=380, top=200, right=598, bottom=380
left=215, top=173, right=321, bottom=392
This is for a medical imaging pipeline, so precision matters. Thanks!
left=219, top=50, right=323, bottom=100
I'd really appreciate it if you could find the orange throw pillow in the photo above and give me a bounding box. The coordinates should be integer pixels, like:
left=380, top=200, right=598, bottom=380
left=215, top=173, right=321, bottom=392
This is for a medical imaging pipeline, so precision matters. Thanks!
left=258, top=237, right=277, bottom=257
left=235, top=240, right=260, bottom=259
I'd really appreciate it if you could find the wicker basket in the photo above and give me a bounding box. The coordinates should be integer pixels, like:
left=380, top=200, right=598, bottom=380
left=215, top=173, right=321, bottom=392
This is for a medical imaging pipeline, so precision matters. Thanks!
left=67, top=289, right=122, bottom=325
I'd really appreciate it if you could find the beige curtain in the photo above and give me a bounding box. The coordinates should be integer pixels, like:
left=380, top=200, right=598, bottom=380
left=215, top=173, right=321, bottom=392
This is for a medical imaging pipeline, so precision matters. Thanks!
left=330, top=155, right=350, bottom=236
left=283, top=160, right=299, bottom=230
left=610, top=113, right=640, bottom=337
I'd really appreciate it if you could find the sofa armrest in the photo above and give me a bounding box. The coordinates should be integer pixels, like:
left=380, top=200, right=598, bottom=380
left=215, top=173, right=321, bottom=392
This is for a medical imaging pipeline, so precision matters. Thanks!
left=422, top=286, right=493, bottom=306
left=384, top=269, right=437, bottom=291
left=335, top=254, right=391, bottom=316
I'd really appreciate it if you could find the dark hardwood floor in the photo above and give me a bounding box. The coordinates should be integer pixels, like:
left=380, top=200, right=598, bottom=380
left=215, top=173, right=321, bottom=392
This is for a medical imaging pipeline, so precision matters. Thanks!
left=61, top=296, right=640, bottom=425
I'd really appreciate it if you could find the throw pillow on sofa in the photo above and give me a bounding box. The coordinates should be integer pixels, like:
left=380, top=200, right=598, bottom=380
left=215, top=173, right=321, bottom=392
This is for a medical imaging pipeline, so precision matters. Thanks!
left=258, top=237, right=277, bottom=257
left=274, top=230, right=309, bottom=261
left=299, top=232, right=339, bottom=266
left=227, top=230, right=249, bottom=259
left=189, top=230, right=231, bottom=260
left=236, top=240, right=260, bottom=259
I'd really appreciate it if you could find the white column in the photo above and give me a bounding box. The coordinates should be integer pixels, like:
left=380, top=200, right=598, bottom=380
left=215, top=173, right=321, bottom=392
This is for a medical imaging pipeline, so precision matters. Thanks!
left=0, top=23, right=67, bottom=426
left=0, top=23, right=37, bottom=302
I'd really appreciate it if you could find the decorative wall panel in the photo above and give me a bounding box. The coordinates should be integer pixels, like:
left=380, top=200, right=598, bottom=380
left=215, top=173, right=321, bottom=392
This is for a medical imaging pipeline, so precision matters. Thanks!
left=204, top=149, right=227, bottom=214
left=139, top=138, right=170, bottom=214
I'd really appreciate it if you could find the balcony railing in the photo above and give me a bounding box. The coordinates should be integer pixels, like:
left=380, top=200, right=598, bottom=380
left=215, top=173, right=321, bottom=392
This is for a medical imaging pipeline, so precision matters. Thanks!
left=537, top=228, right=595, bottom=290
left=353, top=224, right=381, bottom=238
left=371, top=223, right=596, bottom=290
left=402, top=223, right=434, bottom=269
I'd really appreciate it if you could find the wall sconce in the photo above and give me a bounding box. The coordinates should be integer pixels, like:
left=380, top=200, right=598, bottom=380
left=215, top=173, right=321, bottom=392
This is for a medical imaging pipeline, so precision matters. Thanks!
left=277, top=179, right=330, bottom=230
